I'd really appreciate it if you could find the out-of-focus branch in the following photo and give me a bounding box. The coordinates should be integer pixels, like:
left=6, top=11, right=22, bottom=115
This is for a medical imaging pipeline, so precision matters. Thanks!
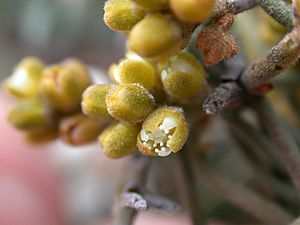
left=210, top=0, right=257, bottom=20
left=254, top=97, right=300, bottom=195
left=195, top=162, right=294, bottom=225
left=113, top=153, right=152, bottom=225
left=256, top=0, right=294, bottom=30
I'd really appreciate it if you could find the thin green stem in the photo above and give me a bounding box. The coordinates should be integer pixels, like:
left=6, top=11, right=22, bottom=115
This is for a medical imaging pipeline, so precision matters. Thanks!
left=256, top=0, right=293, bottom=30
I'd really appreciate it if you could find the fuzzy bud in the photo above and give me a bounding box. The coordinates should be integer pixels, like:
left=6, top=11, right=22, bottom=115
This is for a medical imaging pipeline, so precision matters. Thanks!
left=81, top=84, right=112, bottom=120
left=103, top=0, right=146, bottom=31
left=59, top=114, right=103, bottom=146
left=170, top=0, right=215, bottom=23
left=128, top=13, right=183, bottom=60
left=159, top=51, right=207, bottom=101
left=39, top=59, right=90, bottom=112
left=109, top=53, right=156, bottom=90
left=4, top=57, right=45, bottom=98
left=99, top=122, right=140, bottom=158
left=132, top=0, right=169, bottom=10
left=106, top=83, right=155, bottom=124
left=7, top=98, right=48, bottom=131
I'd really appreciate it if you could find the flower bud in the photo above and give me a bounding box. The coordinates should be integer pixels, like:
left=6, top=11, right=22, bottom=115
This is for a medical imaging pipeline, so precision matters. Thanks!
left=128, top=13, right=183, bottom=60
left=7, top=98, right=48, bottom=131
left=39, top=60, right=90, bottom=112
left=81, top=84, right=112, bottom=119
left=103, top=0, right=146, bottom=31
left=137, top=106, right=188, bottom=157
left=99, top=122, right=140, bottom=158
left=159, top=51, right=207, bottom=101
left=106, top=83, right=155, bottom=124
left=132, top=0, right=169, bottom=10
left=59, top=114, right=103, bottom=146
left=109, top=54, right=156, bottom=90
left=4, top=57, right=45, bottom=98
left=170, top=0, right=215, bottom=23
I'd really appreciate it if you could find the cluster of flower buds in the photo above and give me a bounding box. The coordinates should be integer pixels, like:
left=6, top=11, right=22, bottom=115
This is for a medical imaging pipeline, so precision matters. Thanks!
left=104, top=0, right=215, bottom=60
left=78, top=0, right=214, bottom=158
left=4, top=57, right=103, bottom=145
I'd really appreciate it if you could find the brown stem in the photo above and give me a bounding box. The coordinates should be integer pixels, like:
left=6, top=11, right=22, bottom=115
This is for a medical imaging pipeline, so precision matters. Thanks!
left=241, top=26, right=300, bottom=91
left=253, top=97, right=300, bottom=195
left=195, top=162, right=294, bottom=225
left=211, top=0, right=258, bottom=21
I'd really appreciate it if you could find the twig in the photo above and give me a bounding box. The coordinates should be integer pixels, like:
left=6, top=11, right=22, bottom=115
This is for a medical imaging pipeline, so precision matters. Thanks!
left=210, top=0, right=258, bottom=21
left=203, top=82, right=243, bottom=115
left=256, top=0, right=294, bottom=30
left=253, top=97, right=300, bottom=195
left=195, top=161, right=294, bottom=225
left=120, top=190, right=181, bottom=212
left=241, top=26, right=300, bottom=91
left=113, top=153, right=152, bottom=225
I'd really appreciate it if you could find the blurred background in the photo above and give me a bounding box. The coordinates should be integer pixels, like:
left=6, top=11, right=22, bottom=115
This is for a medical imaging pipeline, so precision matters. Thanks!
left=0, top=0, right=125, bottom=81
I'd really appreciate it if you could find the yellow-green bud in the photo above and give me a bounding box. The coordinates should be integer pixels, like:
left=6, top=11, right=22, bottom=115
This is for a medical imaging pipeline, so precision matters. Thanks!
left=4, top=57, right=45, bottom=98
left=132, top=0, right=169, bottom=10
left=137, top=106, right=188, bottom=157
left=128, top=13, right=182, bottom=59
left=170, top=0, right=215, bottom=23
left=103, top=0, right=146, bottom=31
left=106, top=83, right=155, bottom=123
left=158, top=51, right=207, bottom=101
left=81, top=84, right=112, bottom=120
left=109, top=54, right=156, bottom=90
left=59, top=114, right=103, bottom=146
left=7, top=98, right=48, bottom=131
left=40, top=60, right=90, bottom=112
left=99, top=122, right=140, bottom=158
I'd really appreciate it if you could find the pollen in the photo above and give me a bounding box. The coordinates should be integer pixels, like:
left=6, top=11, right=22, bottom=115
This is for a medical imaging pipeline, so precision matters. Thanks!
left=140, top=116, right=177, bottom=157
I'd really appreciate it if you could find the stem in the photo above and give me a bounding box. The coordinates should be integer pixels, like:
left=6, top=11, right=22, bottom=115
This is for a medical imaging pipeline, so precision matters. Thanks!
left=256, top=0, right=293, bottom=30
left=179, top=149, right=206, bottom=225
left=211, top=0, right=258, bottom=20
left=203, top=82, right=243, bottom=115
left=254, top=97, right=300, bottom=195
left=113, top=154, right=152, bottom=225
left=195, top=162, right=294, bottom=225
left=241, top=26, right=300, bottom=91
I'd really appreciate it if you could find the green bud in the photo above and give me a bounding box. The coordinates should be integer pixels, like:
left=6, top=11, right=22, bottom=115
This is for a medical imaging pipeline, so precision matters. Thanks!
left=106, top=83, right=155, bottom=124
left=104, top=0, right=146, bottom=31
left=159, top=51, right=207, bottom=101
left=170, top=0, right=215, bottom=23
left=99, top=122, right=140, bottom=158
left=128, top=13, right=182, bottom=60
left=109, top=53, right=156, bottom=90
left=7, top=98, right=48, bottom=131
left=39, top=59, right=90, bottom=112
left=81, top=84, right=112, bottom=120
left=59, top=114, right=103, bottom=146
left=132, top=0, right=169, bottom=10
left=4, top=57, right=45, bottom=98
left=137, top=106, right=188, bottom=157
